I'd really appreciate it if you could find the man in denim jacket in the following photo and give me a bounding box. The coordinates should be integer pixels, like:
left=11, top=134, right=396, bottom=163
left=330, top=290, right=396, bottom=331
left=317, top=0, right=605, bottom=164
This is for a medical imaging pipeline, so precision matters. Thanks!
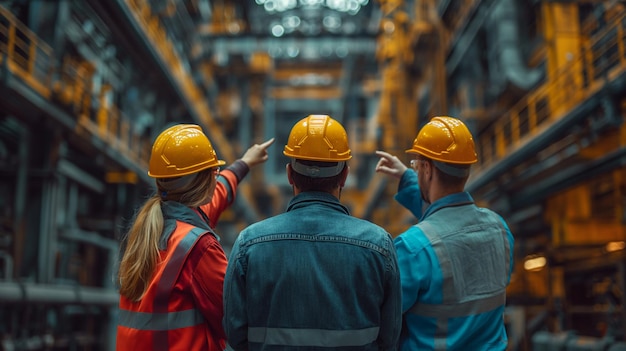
left=223, top=114, right=402, bottom=351
left=375, top=116, right=514, bottom=351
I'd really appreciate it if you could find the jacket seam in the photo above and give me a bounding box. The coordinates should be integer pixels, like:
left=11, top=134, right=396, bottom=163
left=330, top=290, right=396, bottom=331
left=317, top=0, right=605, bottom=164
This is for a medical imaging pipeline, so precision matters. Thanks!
left=239, top=233, right=390, bottom=257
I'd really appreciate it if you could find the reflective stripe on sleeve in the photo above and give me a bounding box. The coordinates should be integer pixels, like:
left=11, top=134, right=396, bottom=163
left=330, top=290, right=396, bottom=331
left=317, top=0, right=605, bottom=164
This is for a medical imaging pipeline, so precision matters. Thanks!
left=118, top=308, right=205, bottom=331
left=248, top=326, right=379, bottom=347
left=408, top=291, right=506, bottom=318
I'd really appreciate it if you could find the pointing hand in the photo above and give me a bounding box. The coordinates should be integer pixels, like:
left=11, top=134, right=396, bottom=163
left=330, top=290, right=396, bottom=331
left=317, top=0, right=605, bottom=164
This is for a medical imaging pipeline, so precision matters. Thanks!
left=241, top=138, right=275, bottom=168
left=375, top=150, right=408, bottom=179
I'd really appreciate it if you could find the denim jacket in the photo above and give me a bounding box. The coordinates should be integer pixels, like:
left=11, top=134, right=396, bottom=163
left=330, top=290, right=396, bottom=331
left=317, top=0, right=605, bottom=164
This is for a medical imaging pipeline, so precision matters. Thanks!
left=223, top=191, right=402, bottom=351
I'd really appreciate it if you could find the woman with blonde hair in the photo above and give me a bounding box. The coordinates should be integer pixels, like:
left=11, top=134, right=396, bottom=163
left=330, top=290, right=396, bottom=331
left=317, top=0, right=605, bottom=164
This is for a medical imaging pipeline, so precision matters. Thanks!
left=116, top=124, right=273, bottom=351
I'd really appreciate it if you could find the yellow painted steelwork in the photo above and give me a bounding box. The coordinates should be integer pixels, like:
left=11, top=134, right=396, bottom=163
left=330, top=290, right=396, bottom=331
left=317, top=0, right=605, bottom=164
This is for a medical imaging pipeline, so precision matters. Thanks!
left=0, top=6, right=53, bottom=98
left=346, top=0, right=420, bottom=227
left=123, top=0, right=236, bottom=162
left=545, top=170, right=626, bottom=247
left=54, top=56, right=95, bottom=117
left=375, top=0, right=416, bottom=151
left=411, top=0, right=447, bottom=116
left=123, top=0, right=264, bottom=222
left=542, top=3, right=583, bottom=116
left=471, top=11, right=626, bottom=174
left=197, top=0, right=245, bottom=35
left=105, top=171, right=138, bottom=184
left=444, top=0, right=480, bottom=45
left=249, top=52, right=273, bottom=74
left=353, top=0, right=448, bottom=233
left=0, top=4, right=151, bottom=174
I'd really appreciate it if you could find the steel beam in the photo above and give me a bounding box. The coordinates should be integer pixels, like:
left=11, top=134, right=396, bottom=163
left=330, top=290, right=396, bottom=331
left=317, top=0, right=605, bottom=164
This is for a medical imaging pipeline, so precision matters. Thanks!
left=273, top=98, right=342, bottom=112
left=437, top=0, right=453, bottom=14
left=57, top=159, right=106, bottom=194
left=445, top=0, right=496, bottom=75
left=513, top=144, right=626, bottom=210
left=198, top=36, right=376, bottom=58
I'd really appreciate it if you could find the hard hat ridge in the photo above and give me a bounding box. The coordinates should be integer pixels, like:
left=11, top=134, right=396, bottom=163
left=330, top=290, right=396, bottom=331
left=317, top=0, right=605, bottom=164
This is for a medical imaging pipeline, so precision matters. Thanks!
left=283, top=114, right=352, bottom=162
left=406, top=116, right=478, bottom=165
left=148, top=124, right=225, bottom=178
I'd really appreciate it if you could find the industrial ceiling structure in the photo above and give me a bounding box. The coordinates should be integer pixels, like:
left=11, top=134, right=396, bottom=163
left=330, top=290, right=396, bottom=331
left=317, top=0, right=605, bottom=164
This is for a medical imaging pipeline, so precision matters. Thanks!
left=1, top=0, right=626, bottom=349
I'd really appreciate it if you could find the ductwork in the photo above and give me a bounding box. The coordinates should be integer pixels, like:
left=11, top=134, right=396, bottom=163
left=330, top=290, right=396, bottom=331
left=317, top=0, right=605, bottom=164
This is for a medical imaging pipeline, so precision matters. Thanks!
left=486, top=0, right=543, bottom=93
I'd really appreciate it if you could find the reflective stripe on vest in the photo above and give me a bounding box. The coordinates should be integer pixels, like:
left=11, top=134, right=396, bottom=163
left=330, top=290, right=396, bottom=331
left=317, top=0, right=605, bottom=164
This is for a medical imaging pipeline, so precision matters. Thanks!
left=407, top=219, right=509, bottom=349
left=416, top=220, right=509, bottom=305
left=248, top=326, right=380, bottom=347
left=408, top=291, right=506, bottom=318
left=118, top=308, right=205, bottom=331
left=153, top=227, right=208, bottom=351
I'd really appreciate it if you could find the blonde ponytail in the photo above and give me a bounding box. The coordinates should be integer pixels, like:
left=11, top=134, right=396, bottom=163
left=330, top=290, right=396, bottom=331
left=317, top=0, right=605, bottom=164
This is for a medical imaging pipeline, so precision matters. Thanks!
left=118, top=196, right=164, bottom=301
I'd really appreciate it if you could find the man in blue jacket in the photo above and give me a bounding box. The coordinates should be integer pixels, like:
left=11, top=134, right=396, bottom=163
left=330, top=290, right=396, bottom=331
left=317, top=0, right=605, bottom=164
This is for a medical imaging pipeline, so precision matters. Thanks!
left=223, top=114, right=402, bottom=350
left=375, top=116, right=515, bottom=350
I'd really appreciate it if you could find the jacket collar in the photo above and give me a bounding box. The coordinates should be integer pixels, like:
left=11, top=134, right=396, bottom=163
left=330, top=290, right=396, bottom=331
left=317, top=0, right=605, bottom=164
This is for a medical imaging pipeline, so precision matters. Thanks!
left=420, top=191, right=475, bottom=221
left=159, top=201, right=214, bottom=249
left=286, top=191, right=350, bottom=215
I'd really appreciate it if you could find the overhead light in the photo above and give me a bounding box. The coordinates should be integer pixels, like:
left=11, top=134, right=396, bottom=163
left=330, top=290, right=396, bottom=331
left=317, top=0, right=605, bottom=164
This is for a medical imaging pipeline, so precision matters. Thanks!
left=286, top=46, right=300, bottom=57
left=271, top=24, right=285, bottom=37
left=323, top=14, right=342, bottom=30
left=288, top=73, right=333, bottom=86
left=256, top=0, right=368, bottom=14
left=268, top=46, right=283, bottom=58
left=606, top=241, right=626, bottom=252
left=336, top=46, right=348, bottom=58
left=382, top=19, right=395, bottom=34
left=523, top=255, right=547, bottom=271
left=282, top=15, right=301, bottom=29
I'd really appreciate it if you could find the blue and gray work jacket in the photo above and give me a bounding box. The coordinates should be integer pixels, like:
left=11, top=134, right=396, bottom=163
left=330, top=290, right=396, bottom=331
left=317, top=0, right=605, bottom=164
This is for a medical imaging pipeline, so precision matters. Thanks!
left=394, top=170, right=514, bottom=351
left=223, top=191, right=402, bottom=351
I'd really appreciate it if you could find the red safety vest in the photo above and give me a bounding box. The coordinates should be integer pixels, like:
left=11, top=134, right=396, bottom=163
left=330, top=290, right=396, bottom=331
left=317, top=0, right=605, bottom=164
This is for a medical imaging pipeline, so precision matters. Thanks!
left=116, top=222, right=226, bottom=351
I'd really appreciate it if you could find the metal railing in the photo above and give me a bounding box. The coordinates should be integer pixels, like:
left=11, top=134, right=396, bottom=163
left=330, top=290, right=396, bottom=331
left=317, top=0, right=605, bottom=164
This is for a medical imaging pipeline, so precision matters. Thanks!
left=0, top=6, right=53, bottom=98
left=0, top=5, right=150, bottom=176
left=474, top=13, right=626, bottom=170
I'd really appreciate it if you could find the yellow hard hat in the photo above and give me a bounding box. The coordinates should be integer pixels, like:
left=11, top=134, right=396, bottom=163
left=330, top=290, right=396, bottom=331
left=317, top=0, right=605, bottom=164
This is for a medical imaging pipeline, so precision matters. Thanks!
left=283, top=115, right=352, bottom=162
left=406, top=116, right=478, bottom=164
left=148, top=124, right=225, bottom=178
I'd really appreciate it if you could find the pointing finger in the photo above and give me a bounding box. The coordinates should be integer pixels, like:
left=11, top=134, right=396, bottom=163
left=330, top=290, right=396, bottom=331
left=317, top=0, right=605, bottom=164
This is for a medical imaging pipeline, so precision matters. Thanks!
left=258, top=138, right=275, bottom=149
left=375, top=150, right=393, bottom=160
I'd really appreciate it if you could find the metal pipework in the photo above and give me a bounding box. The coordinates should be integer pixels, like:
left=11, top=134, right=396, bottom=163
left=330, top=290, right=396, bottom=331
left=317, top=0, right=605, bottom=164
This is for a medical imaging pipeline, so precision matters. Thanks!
left=0, top=282, right=119, bottom=305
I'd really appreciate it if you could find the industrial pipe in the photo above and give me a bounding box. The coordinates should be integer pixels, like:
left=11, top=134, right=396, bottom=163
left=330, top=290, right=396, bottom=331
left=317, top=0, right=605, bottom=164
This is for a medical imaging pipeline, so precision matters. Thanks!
left=0, top=282, right=119, bottom=305
left=487, top=0, right=543, bottom=92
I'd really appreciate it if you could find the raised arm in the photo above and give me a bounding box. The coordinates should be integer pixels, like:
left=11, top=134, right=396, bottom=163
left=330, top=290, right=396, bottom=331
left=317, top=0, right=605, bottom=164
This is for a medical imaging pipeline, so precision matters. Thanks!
left=375, top=150, right=426, bottom=219
left=201, top=138, right=275, bottom=227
